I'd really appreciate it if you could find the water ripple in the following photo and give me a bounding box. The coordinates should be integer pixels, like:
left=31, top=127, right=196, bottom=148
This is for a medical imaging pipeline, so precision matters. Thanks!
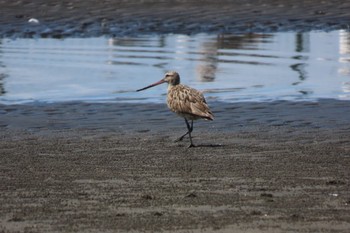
left=0, top=31, right=350, bottom=104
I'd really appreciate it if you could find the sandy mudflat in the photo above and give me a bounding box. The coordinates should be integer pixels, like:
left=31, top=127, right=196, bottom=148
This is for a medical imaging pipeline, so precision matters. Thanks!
left=1, top=100, right=350, bottom=232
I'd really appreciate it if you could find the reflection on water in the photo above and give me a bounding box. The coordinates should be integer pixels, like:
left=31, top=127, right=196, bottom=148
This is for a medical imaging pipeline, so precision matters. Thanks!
left=0, top=40, right=6, bottom=95
left=0, top=30, right=350, bottom=104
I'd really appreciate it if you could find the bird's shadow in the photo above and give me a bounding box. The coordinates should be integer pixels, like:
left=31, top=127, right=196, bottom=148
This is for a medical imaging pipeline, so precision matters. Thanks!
left=193, top=143, right=225, bottom=148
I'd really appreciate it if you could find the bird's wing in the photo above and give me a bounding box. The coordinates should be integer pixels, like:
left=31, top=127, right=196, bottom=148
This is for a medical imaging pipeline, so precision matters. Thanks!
left=168, top=85, right=214, bottom=120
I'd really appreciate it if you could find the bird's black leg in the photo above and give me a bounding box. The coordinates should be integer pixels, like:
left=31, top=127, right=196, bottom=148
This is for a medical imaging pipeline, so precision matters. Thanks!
left=174, top=119, right=190, bottom=142
left=175, top=119, right=195, bottom=148
left=186, top=119, right=195, bottom=148
left=174, top=132, right=188, bottom=142
left=185, top=118, right=195, bottom=148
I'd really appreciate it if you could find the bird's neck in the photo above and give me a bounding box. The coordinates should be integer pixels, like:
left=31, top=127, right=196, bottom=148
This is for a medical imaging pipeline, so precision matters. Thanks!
left=167, top=83, right=178, bottom=91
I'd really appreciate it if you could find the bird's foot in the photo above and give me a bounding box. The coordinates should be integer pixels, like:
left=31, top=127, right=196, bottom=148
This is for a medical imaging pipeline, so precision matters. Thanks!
left=188, top=143, right=196, bottom=148
left=174, top=136, right=185, bottom=142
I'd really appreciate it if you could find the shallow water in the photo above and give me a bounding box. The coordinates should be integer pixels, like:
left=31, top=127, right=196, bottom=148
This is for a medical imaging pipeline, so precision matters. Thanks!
left=0, top=31, right=350, bottom=104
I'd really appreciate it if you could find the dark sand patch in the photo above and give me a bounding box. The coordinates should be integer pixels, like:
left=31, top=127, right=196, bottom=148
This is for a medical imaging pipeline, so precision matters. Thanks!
left=1, top=0, right=350, bottom=38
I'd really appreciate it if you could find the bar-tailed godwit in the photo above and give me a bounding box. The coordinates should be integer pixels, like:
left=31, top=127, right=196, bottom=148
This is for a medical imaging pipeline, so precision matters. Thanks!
left=137, top=71, right=213, bottom=147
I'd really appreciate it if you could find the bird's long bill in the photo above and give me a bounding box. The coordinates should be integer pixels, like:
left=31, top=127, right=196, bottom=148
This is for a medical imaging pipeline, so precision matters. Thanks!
left=136, top=79, right=165, bottom=92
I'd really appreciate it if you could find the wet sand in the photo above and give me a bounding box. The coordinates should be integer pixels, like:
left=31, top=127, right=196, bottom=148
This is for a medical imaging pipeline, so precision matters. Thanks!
left=1, top=100, right=350, bottom=232
left=1, top=0, right=350, bottom=232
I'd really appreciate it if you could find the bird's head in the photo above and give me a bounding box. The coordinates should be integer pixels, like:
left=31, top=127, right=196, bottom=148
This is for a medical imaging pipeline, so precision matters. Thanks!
left=163, top=71, right=180, bottom=86
left=136, top=71, right=180, bottom=92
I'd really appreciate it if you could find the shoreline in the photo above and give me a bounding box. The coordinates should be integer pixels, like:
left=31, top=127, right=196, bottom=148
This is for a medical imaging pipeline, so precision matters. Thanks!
left=1, top=99, right=350, bottom=134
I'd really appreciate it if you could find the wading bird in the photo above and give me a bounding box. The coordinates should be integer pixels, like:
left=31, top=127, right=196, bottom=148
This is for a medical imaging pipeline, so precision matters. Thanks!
left=136, top=71, right=213, bottom=147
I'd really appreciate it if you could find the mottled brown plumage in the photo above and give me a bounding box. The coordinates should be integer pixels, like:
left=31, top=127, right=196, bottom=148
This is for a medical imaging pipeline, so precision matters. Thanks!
left=137, top=71, right=214, bottom=147
left=167, top=83, right=213, bottom=121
